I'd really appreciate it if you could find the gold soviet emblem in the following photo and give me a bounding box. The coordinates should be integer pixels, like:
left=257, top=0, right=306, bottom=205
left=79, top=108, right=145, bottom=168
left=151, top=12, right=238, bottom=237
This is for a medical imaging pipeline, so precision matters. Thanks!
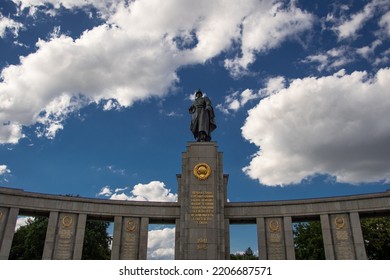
left=62, top=215, right=73, bottom=228
left=269, top=219, right=280, bottom=232
left=335, top=216, right=345, bottom=229
left=193, top=163, right=211, bottom=180
left=0, top=210, right=3, bottom=221
left=126, top=219, right=136, bottom=232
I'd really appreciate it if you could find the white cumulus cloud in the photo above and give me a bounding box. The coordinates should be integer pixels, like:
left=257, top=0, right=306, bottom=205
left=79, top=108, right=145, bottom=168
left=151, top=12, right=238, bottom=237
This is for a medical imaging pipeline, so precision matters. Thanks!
left=0, top=164, right=11, bottom=175
left=302, top=46, right=355, bottom=72
left=100, top=181, right=178, bottom=202
left=217, top=77, right=286, bottom=115
left=147, top=227, right=175, bottom=260
left=15, top=216, right=32, bottom=230
left=333, top=0, right=390, bottom=40
left=379, top=11, right=390, bottom=36
left=224, top=1, right=313, bottom=77
left=97, top=186, right=112, bottom=197
left=0, top=13, right=23, bottom=38
left=0, top=0, right=315, bottom=144
left=11, top=0, right=120, bottom=18
left=242, top=67, right=390, bottom=186
left=217, top=89, right=260, bottom=115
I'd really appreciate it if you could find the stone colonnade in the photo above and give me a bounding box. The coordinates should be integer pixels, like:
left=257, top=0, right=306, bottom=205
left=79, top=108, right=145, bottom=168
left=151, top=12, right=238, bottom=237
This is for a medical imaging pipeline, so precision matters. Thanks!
left=1, top=142, right=390, bottom=259
left=1, top=187, right=390, bottom=260
left=252, top=213, right=366, bottom=260
left=0, top=189, right=178, bottom=260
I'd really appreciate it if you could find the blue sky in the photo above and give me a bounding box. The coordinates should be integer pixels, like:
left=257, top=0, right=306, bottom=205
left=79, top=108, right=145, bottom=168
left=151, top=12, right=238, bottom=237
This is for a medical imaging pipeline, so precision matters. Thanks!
left=1, top=0, right=390, bottom=259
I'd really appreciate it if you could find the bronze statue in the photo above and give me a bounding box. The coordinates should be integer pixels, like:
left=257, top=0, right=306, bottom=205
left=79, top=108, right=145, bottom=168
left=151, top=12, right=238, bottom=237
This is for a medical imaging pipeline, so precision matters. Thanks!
left=189, top=89, right=216, bottom=142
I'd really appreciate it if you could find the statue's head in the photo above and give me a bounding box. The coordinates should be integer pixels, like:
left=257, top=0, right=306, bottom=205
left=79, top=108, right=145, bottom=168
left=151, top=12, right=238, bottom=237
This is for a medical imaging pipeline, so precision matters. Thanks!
left=195, top=89, right=203, bottom=99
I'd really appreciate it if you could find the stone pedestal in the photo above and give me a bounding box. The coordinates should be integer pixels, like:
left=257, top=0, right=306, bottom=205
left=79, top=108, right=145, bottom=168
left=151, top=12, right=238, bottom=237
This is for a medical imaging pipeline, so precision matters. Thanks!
left=176, top=142, right=228, bottom=259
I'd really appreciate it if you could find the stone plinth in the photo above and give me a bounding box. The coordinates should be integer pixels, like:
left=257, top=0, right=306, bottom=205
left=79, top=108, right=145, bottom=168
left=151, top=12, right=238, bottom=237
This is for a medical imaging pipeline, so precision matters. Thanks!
left=176, top=142, right=228, bottom=259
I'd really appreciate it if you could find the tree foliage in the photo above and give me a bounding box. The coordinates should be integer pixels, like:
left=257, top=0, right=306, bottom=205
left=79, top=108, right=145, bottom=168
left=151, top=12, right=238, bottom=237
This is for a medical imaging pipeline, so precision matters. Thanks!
left=361, top=217, right=390, bottom=260
left=82, top=220, right=112, bottom=260
left=293, top=220, right=325, bottom=260
left=230, top=247, right=258, bottom=260
left=9, top=217, right=112, bottom=260
left=9, top=216, right=48, bottom=260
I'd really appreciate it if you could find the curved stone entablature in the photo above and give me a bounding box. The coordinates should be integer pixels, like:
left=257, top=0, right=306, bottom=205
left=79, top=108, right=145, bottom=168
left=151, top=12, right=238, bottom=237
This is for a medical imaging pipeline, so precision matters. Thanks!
left=0, top=187, right=389, bottom=221
left=0, top=187, right=179, bottom=220
left=225, top=190, right=390, bottom=220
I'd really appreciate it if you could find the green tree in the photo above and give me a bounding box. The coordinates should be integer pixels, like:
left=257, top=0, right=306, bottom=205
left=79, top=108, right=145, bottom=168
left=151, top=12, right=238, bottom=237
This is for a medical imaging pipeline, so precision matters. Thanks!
left=361, top=217, right=390, bottom=260
left=230, top=247, right=258, bottom=260
left=9, top=217, right=112, bottom=260
left=293, top=221, right=325, bottom=260
left=9, top=216, right=48, bottom=260
left=82, top=220, right=112, bottom=260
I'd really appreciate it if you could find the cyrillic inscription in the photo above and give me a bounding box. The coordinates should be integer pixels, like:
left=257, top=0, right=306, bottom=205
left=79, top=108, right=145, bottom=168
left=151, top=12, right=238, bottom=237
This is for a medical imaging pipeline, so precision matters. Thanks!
left=55, top=230, right=72, bottom=259
left=190, top=191, right=214, bottom=224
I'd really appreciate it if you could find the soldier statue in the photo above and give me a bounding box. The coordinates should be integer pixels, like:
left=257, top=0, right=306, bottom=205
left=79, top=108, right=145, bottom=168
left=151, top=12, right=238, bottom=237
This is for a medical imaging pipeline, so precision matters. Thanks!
left=189, top=89, right=216, bottom=142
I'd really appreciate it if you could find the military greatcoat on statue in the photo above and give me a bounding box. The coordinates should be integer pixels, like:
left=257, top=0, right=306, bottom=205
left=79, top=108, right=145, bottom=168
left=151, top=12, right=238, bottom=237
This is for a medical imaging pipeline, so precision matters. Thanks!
left=189, top=90, right=216, bottom=142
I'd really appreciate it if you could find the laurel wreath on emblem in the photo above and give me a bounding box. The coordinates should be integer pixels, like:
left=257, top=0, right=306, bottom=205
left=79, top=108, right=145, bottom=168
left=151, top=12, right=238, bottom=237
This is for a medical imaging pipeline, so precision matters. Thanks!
left=334, top=216, right=345, bottom=229
left=269, top=219, right=280, bottom=233
left=126, top=219, right=137, bottom=232
left=193, top=163, right=211, bottom=180
left=62, top=215, right=73, bottom=228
